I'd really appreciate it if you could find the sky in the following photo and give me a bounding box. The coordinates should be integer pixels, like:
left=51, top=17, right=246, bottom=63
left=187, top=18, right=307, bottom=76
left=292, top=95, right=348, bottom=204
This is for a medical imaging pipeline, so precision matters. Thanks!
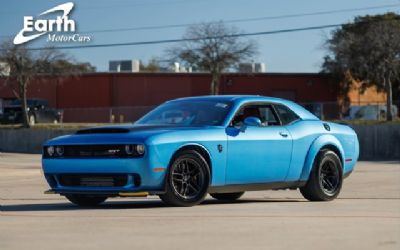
left=0, top=0, right=399, bottom=72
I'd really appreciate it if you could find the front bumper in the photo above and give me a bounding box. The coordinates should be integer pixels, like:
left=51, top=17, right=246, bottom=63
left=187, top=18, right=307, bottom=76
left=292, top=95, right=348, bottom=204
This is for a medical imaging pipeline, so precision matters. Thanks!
left=42, top=157, right=167, bottom=195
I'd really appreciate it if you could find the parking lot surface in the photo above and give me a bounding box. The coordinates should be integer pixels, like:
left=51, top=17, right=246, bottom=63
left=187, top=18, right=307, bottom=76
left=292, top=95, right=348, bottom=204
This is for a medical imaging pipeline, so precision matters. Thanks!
left=0, top=153, right=399, bottom=250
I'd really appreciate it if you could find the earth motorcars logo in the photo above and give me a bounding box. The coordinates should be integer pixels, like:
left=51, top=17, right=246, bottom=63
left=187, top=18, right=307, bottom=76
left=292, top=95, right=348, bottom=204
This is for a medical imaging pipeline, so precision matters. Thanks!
left=13, top=2, right=91, bottom=45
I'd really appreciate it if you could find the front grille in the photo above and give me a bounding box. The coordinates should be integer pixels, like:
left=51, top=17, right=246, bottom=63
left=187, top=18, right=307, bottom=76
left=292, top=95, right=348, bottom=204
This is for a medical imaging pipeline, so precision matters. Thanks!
left=64, top=145, right=125, bottom=158
left=58, top=174, right=128, bottom=187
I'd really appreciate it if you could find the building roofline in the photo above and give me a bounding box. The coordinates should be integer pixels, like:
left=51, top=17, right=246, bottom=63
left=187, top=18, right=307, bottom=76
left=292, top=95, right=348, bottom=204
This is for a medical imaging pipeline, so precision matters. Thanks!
left=60, top=72, right=330, bottom=77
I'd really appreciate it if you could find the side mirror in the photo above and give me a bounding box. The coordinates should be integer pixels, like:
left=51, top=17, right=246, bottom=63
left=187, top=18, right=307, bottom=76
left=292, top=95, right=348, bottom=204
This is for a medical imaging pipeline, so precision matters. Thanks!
left=241, top=116, right=262, bottom=132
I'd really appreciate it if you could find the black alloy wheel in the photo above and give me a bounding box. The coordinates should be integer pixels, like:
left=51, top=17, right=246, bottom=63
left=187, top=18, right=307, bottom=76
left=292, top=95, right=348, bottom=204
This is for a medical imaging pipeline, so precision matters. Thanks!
left=159, top=150, right=210, bottom=207
left=319, top=159, right=340, bottom=195
left=300, top=149, right=343, bottom=201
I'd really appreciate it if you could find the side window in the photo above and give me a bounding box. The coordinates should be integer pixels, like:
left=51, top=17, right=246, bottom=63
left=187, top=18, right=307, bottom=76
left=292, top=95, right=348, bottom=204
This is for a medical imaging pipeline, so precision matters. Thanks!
left=259, top=107, right=279, bottom=125
left=274, top=104, right=299, bottom=125
left=231, top=104, right=280, bottom=127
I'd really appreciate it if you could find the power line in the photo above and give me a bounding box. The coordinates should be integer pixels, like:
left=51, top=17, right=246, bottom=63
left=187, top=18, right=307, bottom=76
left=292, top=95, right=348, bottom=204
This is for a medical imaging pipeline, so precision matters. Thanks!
left=83, top=3, right=400, bottom=34
left=1, top=3, right=399, bottom=38
left=0, top=0, right=211, bottom=15
left=0, top=23, right=342, bottom=51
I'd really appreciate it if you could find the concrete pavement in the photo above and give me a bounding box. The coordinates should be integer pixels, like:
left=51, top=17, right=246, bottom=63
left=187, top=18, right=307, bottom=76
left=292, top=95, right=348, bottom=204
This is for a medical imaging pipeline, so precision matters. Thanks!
left=0, top=153, right=399, bottom=250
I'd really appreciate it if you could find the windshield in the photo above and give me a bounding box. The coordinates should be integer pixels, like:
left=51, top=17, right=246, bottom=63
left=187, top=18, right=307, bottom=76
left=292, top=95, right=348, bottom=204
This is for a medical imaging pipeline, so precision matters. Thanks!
left=136, top=100, right=232, bottom=126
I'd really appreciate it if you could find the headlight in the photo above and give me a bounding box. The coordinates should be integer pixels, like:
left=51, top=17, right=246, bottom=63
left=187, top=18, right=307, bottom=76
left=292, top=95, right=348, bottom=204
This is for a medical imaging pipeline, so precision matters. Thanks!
left=136, top=144, right=145, bottom=155
left=124, top=145, right=134, bottom=155
left=124, top=144, right=145, bottom=156
left=55, top=146, right=64, bottom=156
left=47, top=146, right=55, bottom=156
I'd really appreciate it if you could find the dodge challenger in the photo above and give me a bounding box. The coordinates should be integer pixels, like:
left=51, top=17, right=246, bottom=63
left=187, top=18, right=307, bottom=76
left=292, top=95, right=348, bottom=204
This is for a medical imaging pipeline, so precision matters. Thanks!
left=42, top=95, right=359, bottom=207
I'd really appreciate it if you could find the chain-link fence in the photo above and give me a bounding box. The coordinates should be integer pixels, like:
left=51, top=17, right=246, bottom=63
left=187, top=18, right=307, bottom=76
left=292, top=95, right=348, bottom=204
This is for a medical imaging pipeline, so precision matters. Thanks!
left=300, top=101, right=400, bottom=120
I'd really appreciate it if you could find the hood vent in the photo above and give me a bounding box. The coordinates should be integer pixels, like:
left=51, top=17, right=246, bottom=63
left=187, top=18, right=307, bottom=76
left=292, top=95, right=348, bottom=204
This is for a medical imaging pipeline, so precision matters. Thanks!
left=76, top=127, right=130, bottom=134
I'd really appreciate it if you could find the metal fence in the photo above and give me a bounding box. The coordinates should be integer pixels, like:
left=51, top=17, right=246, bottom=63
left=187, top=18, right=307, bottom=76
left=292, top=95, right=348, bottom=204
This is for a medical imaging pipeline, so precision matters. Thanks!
left=59, top=101, right=399, bottom=123
left=61, top=106, right=155, bottom=123
left=300, top=101, right=400, bottom=120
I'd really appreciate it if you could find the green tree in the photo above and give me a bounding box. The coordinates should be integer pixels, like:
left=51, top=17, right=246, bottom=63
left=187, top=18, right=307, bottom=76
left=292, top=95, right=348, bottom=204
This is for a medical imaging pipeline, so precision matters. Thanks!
left=322, top=13, right=400, bottom=120
left=0, top=41, right=96, bottom=127
left=167, top=22, right=258, bottom=95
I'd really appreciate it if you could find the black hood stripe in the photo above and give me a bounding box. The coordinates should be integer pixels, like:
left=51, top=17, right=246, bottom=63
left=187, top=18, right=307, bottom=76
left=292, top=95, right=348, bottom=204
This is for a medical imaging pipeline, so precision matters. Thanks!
left=75, top=125, right=191, bottom=134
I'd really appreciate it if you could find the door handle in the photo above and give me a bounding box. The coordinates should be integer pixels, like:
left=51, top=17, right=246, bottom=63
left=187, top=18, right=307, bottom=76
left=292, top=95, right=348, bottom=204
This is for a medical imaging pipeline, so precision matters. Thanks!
left=279, top=132, right=288, bottom=137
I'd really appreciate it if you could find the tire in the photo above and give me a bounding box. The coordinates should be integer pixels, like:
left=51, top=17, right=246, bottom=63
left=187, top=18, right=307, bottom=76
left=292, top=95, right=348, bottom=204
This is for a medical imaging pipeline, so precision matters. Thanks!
left=159, top=150, right=210, bottom=207
left=210, top=192, right=244, bottom=201
left=28, top=115, right=36, bottom=126
left=65, top=194, right=107, bottom=207
left=300, top=150, right=343, bottom=201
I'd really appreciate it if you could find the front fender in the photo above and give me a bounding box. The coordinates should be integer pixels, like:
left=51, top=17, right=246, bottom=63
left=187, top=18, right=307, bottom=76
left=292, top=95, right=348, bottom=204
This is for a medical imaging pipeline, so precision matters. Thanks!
left=146, top=130, right=227, bottom=186
left=300, top=134, right=345, bottom=181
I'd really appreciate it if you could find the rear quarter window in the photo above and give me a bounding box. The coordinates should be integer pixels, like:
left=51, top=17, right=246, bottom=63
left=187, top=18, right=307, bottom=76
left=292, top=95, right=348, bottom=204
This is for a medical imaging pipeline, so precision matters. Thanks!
left=274, top=104, right=300, bottom=125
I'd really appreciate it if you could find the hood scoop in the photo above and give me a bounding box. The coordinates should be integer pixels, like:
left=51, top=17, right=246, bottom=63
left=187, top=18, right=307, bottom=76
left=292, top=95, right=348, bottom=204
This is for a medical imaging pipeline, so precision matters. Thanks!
left=76, top=127, right=130, bottom=134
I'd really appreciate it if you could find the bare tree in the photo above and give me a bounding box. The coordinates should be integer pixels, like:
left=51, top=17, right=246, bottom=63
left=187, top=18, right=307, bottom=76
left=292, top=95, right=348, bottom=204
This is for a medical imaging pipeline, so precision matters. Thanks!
left=167, top=22, right=258, bottom=95
left=0, top=41, right=95, bottom=127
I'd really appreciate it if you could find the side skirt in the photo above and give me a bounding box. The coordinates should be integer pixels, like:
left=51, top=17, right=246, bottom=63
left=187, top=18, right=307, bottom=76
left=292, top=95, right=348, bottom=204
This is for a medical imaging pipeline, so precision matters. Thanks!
left=208, top=181, right=306, bottom=194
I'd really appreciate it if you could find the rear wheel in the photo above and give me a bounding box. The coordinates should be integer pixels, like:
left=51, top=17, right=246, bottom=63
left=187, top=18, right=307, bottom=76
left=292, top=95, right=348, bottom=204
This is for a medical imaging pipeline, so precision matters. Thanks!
left=65, top=194, right=107, bottom=206
left=159, top=150, right=210, bottom=207
left=300, top=150, right=343, bottom=201
left=210, top=192, right=244, bottom=201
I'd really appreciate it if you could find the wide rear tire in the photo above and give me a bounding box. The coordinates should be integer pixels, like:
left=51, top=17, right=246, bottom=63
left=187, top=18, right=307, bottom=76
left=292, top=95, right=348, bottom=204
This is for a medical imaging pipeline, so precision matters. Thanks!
left=210, top=192, right=244, bottom=201
left=65, top=194, right=107, bottom=207
left=300, top=150, right=343, bottom=201
left=159, top=150, right=210, bottom=207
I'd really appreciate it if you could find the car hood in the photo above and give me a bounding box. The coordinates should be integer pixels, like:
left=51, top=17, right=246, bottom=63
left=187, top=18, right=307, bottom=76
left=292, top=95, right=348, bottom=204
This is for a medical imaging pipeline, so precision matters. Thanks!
left=45, top=124, right=210, bottom=145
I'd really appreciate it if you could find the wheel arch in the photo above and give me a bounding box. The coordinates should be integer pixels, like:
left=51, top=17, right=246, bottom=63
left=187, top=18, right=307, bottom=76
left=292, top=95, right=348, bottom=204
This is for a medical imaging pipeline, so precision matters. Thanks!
left=169, top=143, right=212, bottom=178
left=300, top=134, right=345, bottom=181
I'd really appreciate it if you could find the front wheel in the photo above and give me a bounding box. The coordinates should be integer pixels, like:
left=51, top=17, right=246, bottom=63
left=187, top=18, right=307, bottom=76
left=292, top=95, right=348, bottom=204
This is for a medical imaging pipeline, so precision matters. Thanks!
left=65, top=194, right=107, bottom=206
left=159, top=150, right=210, bottom=207
left=300, top=150, right=343, bottom=201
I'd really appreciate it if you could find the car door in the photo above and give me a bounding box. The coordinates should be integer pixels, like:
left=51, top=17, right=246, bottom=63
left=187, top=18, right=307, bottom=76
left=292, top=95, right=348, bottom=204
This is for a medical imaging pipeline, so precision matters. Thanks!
left=225, top=103, right=293, bottom=184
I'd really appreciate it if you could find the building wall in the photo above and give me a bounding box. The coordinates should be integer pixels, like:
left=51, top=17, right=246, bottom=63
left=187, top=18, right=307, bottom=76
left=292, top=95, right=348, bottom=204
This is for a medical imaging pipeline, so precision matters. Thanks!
left=0, top=73, right=337, bottom=106
left=0, top=72, right=383, bottom=122
left=347, top=81, right=386, bottom=105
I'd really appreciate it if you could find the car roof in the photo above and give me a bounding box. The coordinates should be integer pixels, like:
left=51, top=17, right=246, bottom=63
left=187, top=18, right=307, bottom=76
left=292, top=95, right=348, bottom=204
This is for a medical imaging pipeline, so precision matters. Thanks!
left=173, top=95, right=264, bottom=102
left=171, top=95, right=319, bottom=121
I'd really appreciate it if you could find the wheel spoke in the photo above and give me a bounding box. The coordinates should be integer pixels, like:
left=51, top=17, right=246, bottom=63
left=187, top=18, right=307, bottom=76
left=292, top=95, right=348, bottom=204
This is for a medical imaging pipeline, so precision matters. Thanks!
left=173, top=176, right=182, bottom=182
left=189, top=168, right=200, bottom=177
left=173, top=172, right=183, bottom=177
left=324, top=178, right=333, bottom=190
left=179, top=183, right=184, bottom=194
left=188, top=181, right=200, bottom=192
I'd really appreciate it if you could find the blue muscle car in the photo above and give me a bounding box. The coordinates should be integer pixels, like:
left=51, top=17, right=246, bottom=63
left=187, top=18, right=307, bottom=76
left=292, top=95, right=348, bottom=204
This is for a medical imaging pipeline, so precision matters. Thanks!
left=42, top=95, right=359, bottom=207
